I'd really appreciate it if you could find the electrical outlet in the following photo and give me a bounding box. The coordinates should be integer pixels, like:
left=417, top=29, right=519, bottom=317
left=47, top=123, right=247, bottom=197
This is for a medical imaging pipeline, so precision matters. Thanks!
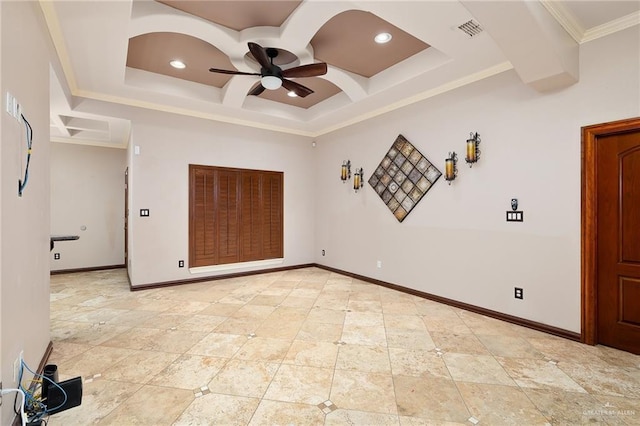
left=178, top=260, right=184, bottom=268
left=377, top=260, right=382, bottom=268
left=13, top=351, right=23, bottom=383
left=5, top=92, right=21, bottom=120
left=514, top=287, right=523, bottom=299
left=54, top=253, right=61, bottom=260
left=321, top=249, right=325, bottom=256
left=6, top=92, right=13, bottom=115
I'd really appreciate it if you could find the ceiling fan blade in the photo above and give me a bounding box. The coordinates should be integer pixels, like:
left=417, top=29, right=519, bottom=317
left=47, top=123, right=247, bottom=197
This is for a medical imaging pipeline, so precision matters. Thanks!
left=209, top=67, right=260, bottom=76
left=282, top=79, right=314, bottom=98
left=248, top=42, right=272, bottom=69
left=281, top=63, right=328, bottom=78
left=248, top=84, right=266, bottom=96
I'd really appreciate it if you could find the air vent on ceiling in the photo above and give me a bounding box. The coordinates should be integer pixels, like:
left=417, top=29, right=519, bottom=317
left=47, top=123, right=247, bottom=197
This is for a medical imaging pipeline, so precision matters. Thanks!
left=458, top=20, right=483, bottom=37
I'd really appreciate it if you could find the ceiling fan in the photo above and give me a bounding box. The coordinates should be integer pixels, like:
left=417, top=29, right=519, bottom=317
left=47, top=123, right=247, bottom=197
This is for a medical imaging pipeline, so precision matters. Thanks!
left=209, top=42, right=327, bottom=98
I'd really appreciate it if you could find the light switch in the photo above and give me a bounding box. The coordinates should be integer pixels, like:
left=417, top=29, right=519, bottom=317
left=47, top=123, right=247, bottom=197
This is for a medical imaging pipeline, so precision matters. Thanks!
left=506, top=211, right=523, bottom=222
left=140, top=209, right=150, bottom=217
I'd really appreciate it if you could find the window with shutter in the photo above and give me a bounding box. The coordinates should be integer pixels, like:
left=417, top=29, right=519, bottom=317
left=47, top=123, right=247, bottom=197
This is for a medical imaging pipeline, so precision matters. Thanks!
left=189, top=165, right=283, bottom=267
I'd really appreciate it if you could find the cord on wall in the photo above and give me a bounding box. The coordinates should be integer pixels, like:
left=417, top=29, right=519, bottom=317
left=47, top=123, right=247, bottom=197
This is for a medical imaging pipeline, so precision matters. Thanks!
left=18, top=113, right=33, bottom=197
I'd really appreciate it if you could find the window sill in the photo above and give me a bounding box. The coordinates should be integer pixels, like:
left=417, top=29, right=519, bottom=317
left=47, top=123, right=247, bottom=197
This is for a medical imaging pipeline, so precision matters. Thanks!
left=189, top=258, right=284, bottom=274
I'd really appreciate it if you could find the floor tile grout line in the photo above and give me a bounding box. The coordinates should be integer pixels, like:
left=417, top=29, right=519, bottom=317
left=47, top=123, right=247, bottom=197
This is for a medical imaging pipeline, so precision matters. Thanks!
left=455, top=310, right=556, bottom=423
left=322, top=277, right=354, bottom=422
left=244, top=276, right=318, bottom=425
left=431, top=303, right=476, bottom=423
left=49, top=268, right=640, bottom=425
left=380, top=295, right=412, bottom=423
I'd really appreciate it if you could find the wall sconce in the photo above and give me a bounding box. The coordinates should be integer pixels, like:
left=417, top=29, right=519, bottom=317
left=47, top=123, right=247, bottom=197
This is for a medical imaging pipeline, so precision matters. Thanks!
left=341, top=160, right=351, bottom=183
left=353, top=167, right=364, bottom=192
left=444, top=152, right=458, bottom=185
left=465, top=132, right=481, bottom=167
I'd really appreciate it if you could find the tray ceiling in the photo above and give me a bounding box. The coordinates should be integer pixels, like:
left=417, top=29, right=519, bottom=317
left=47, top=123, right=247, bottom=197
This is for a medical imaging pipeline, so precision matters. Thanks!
left=44, top=0, right=640, bottom=141
left=125, top=6, right=430, bottom=109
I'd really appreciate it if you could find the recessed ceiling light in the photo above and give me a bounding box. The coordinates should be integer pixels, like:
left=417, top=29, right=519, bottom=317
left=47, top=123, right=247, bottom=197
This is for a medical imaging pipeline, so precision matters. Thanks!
left=374, top=32, right=392, bottom=44
left=287, top=91, right=298, bottom=98
left=169, top=60, right=186, bottom=69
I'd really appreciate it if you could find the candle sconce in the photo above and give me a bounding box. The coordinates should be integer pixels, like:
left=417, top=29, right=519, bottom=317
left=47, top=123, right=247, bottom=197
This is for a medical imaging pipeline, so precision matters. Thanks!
left=465, top=132, right=481, bottom=167
left=341, top=160, right=351, bottom=183
left=353, top=167, right=364, bottom=192
left=444, top=152, right=458, bottom=185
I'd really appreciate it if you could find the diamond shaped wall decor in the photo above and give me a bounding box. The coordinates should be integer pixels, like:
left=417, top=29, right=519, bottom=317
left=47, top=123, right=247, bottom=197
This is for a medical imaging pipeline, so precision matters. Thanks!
left=368, top=134, right=441, bottom=222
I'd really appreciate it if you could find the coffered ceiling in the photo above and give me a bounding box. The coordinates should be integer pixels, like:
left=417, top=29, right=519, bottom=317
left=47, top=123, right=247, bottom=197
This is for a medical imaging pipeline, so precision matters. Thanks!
left=43, top=0, right=640, bottom=145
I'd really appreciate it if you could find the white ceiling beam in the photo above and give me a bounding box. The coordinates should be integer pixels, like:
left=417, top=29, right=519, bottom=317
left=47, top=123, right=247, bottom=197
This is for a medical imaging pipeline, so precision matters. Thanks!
left=461, top=0, right=579, bottom=92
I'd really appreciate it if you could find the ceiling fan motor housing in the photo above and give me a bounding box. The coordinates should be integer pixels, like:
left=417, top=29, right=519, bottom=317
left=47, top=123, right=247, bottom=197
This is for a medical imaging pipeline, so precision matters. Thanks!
left=265, top=48, right=279, bottom=59
left=209, top=42, right=327, bottom=97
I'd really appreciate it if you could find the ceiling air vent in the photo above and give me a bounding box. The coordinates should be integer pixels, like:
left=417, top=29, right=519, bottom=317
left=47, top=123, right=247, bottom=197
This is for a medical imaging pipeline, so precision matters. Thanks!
left=458, top=19, right=483, bottom=37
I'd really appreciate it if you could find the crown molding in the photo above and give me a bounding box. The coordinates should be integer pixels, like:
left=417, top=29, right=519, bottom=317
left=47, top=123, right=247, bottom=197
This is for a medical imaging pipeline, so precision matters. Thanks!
left=314, top=61, right=514, bottom=137
left=541, top=1, right=640, bottom=44
left=74, top=89, right=317, bottom=137
left=39, top=1, right=79, bottom=93
left=68, top=62, right=514, bottom=138
left=581, top=11, right=640, bottom=43
left=540, top=0, right=584, bottom=43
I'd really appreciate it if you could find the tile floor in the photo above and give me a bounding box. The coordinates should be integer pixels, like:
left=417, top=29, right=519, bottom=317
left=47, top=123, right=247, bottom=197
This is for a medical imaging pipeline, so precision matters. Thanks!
left=47, top=267, right=640, bottom=425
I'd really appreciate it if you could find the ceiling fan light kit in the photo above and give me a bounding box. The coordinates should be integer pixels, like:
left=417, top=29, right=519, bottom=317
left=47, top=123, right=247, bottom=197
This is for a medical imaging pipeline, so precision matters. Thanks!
left=209, top=42, right=327, bottom=98
left=261, top=75, right=282, bottom=90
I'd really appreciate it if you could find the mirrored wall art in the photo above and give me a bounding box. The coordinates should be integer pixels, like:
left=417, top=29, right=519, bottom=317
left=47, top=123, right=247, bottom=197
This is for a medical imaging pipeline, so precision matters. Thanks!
left=368, top=134, right=441, bottom=222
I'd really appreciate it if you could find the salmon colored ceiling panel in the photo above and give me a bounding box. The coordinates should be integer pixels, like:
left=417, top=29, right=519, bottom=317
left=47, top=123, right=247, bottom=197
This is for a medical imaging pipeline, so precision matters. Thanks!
left=157, top=0, right=302, bottom=31
left=311, top=10, right=430, bottom=78
left=127, top=32, right=235, bottom=88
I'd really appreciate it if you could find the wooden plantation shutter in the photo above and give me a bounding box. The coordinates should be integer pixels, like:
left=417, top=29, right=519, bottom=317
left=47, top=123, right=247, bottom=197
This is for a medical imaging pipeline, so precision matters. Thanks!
left=216, top=169, right=240, bottom=264
left=240, top=171, right=262, bottom=261
left=189, top=166, right=216, bottom=266
left=189, top=165, right=283, bottom=267
left=262, top=172, right=283, bottom=259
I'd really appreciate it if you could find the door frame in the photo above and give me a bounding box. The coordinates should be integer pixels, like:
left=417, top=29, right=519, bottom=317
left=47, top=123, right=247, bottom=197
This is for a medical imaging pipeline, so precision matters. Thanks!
left=125, top=167, right=129, bottom=269
left=581, top=116, right=640, bottom=345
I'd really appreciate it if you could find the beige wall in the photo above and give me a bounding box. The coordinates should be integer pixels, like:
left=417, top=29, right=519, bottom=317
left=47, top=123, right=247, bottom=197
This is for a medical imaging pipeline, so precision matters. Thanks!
left=1, top=2, right=51, bottom=425
left=74, top=26, right=639, bottom=331
left=313, top=26, right=640, bottom=333
left=1, top=18, right=632, bottom=420
left=103, top=106, right=316, bottom=286
left=50, top=143, right=126, bottom=270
